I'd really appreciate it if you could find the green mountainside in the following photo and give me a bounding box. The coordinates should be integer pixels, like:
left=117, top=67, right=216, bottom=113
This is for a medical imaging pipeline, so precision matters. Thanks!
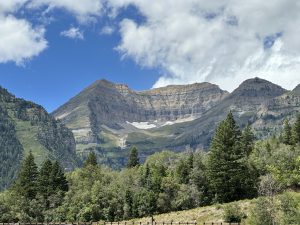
left=0, top=87, right=79, bottom=190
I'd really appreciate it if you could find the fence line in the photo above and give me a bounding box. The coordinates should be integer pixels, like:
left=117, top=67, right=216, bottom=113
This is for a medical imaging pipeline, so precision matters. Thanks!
left=203, top=223, right=241, bottom=225
left=0, top=222, right=240, bottom=225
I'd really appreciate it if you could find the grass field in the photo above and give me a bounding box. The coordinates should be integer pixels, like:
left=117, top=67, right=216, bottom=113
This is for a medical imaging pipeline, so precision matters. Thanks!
left=122, top=192, right=300, bottom=225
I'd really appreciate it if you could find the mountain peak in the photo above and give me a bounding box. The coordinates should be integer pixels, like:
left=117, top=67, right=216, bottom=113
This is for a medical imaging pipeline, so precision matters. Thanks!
left=91, top=79, right=129, bottom=89
left=293, top=84, right=300, bottom=95
left=231, top=77, right=286, bottom=98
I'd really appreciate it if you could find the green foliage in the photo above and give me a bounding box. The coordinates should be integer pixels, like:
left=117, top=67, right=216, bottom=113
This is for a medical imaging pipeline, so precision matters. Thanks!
left=283, top=119, right=293, bottom=145
left=84, top=152, right=98, bottom=167
left=13, top=152, right=39, bottom=200
left=207, top=112, right=258, bottom=203
left=127, top=147, right=140, bottom=168
left=292, top=114, right=300, bottom=144
left=0, top=106, right=23, bottom=191
left=1, top=112, right=300, bottom=222
left=241, top=125, right=255, bottom=156
left=248, top=192, right=300, bottom=225
left=38, top=160, right=53, bottom=208
left=278, top=192, right=300, bottom=225
left=248, top=197, right=275, bottom=225
left=223, top=203, right=245, bottom=223
left=0, top=86, right=79, bottom=191
left=2, top=154, right=69, bottom=222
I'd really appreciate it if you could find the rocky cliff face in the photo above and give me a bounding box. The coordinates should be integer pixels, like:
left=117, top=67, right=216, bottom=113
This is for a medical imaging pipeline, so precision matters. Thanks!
left=53, top=79, right=228, bottom=145
left=171, top=78, right=290, bottom=148
left=52, top=77, right=300, bottom=168
left=0, top=87, right=79, bottom=190
left=52, top=79, right=228, bottom=166
left=54, top=79, right=228, bottom=124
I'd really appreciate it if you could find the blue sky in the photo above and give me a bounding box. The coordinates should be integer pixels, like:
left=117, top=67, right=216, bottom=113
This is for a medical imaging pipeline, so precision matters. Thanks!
left=0, top=6, right=159, bottom=112
left=1, top=1, right=300, bottom=112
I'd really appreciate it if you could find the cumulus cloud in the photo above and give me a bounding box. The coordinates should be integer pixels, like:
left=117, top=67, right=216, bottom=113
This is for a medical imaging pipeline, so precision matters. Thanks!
left=0, top=15, right=47, bottom=65
left=28, top=0, right=103, bottom=23
left=0, top=0, right=100, bottom=65
left=109, top=0, right=300, bottom=91
left=60, top=27, right=84, bottom=40
left=0, top=0, right=28, bottom=14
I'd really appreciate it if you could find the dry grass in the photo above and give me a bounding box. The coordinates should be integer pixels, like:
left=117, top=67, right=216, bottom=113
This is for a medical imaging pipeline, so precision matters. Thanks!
left=122, top=200, right=252, bottom=225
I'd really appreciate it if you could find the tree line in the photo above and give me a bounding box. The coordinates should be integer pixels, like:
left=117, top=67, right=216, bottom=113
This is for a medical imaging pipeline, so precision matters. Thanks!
left=0, top=112, right=299, bottom=223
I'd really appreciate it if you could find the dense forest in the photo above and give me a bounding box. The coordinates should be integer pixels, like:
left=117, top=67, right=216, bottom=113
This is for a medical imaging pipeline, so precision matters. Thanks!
left=0, top=112, right=299, bottom=224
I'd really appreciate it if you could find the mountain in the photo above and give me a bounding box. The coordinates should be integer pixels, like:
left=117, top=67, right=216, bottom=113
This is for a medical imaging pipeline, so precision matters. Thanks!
left=53, top=77, right=300, bottom=168
left=53, top=79, right=228, bottom=166
left=293, top=84, right=300, bottom=95
left=0, top=86, right=79, bottom=190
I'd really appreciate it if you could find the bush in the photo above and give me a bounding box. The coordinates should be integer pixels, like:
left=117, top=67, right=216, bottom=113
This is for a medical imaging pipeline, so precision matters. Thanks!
left=278, top=192, right=300, bottom=225
left=223, top=202, right=245, bottom=223
left=248, top=197, right=275, bottom=225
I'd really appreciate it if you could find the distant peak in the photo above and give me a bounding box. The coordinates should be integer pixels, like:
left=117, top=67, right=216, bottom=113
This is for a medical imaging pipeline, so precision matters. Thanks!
left=242, top=77, right=272, bottom=85
left=237, top=77, right=284, bottom=88
left=89, top=79, right=129, bottom=90
left=293, top=84, right=300, bottom=95
left=231, top=77, right=286, bottom=98
left=93, top=79, right=116, bottom=86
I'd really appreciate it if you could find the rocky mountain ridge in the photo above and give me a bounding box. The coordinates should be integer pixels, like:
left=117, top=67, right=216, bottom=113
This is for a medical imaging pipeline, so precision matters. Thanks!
left=52, top=77, right=300, bottom=167
left=0, top=86, right=79, bottom=190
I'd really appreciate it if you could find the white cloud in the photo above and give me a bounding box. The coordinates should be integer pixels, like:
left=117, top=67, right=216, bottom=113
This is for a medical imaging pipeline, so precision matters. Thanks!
left=0, top=0, right=104, bottom=65
left=28, top=0, right=103, bottom=23
left=60, top=27, right=84, bottom=40
left=0, top=0, right=28, bottom=14
left=108, top=0, right=300, bottom=91
left=0, top=15, right=47, bottom=65
left=100, top=25, right=114, bottom=35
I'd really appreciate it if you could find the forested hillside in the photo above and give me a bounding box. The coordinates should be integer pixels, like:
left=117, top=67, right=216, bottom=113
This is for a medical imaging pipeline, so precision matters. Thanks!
left=0, top=87, right=79, bottom=190
left=1, top=112, right=299, bottom=224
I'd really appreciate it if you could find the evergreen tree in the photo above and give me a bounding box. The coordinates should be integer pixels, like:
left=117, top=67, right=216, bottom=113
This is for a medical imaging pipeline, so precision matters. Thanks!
left=175, top=153, right=193, bottom=184
left=207, top=112, right=256, bottom=203
left=84, top=151, right=98, bottom=167
left=38, top=159, right=53, bottom=208
left=292, top=114, right=300, bottom=144
left=283, top=119, right=293, bottom=145
left=127, top=147, right=139, bottom=168
left=14, top=151, right=38, bottom=200
left=241, top=125, right=255, bottom=156
left=123, top=190, right=133, bottom=219
left=50, top=161, right=68, bottom=192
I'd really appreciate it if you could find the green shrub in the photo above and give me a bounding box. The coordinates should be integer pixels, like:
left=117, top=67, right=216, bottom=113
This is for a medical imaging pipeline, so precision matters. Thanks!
left=223, top=202, right=245, bottom=223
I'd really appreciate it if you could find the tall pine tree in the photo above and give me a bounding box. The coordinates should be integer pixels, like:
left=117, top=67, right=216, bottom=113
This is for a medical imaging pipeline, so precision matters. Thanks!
left=127, top=147, right=139, bottom=168
left=241, top=125, right=255, bottom=156
left=283, top=119, right=293, bottom=145
left=84, top=151, right=98, bottom=167
left=292, top=114, right=300, bottom=144
left=207, top=112, right=257, bottom=203
left=38, top=159, right=53, bottom=208
left=13, top=151, right=38, bottom=200
left=50, top=161, right=68, bottom=192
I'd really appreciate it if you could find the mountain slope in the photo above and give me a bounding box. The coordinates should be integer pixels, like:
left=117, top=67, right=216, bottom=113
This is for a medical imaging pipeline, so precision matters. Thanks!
left=53, top=77, right=300, bottom=168
left=126, top=77, right=289, bottom=150
left=0, top=87, right=79, bottom=190
left=53, top=79, right=228, bottom=166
